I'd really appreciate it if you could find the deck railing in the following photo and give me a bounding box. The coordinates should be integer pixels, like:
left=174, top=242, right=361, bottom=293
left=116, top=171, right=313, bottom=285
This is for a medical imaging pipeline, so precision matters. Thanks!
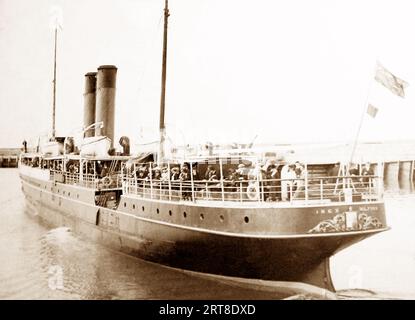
left=122, top=175, right=383, bottom=205
left=50, top=170, right=122, bottom=190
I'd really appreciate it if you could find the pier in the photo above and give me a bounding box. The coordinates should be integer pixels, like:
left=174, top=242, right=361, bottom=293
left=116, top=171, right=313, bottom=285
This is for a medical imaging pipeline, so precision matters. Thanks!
left=0, top=148, right=20, bottom=168
left=277, top=140, right=415, bottom=193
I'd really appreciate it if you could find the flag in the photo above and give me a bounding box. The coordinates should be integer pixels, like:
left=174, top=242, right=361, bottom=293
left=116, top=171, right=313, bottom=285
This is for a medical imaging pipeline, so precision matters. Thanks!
left=367, top=104, right=378, bottom=118
left=375, top=61, right=409, bottom=98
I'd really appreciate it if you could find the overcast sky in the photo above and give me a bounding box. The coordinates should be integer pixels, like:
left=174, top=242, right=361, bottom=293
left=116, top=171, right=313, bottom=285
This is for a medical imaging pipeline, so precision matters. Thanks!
left=1, top=0, right=415, bottom=149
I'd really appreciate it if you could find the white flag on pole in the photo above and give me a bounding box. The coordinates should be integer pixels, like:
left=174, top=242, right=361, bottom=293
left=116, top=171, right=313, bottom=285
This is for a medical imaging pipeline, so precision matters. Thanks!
left=375, top=61, right=409, bottom=98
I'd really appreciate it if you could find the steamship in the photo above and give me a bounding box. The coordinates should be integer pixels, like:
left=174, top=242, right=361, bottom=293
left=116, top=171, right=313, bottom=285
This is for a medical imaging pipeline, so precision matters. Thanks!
left=19, top=0, right=388, bottom=291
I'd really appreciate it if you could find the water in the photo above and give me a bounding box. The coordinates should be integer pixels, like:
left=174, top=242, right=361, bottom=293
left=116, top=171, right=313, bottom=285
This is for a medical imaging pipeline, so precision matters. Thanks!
left=1, top=169, right=414, bottom=299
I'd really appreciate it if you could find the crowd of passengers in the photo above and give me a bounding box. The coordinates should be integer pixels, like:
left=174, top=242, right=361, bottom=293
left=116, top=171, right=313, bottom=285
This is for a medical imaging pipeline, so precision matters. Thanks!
left=327, top=162, right=375, bottom=190
left=20, top=157, right=114, bottom=178
left=127, top=160, right=376, bottom=202
left=126, top=160, right=310, bottom=202
left=22, top=156, right=376, bottom=201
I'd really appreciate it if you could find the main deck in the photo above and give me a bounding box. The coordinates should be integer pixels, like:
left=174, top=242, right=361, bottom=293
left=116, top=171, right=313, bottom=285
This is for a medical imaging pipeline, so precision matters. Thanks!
left=19, top=153, right=387, bottom=235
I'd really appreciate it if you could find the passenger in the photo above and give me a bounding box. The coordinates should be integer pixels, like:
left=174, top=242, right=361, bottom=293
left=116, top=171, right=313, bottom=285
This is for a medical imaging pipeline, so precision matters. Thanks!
left=293, top=162, right=306, bottom=200
left=22, top=140, right=27, bottom=153
left=179, top=165, right=191, bottom=200
left=151, top=167, right=162, bottom=183
left=248, top=162, right=263, bottom=180
left=171, top=167, right=180, bottom=181
left=191, top=164, right=201, bottom=192
left=161, top=167, right=170, bottom=182
left=137, top=164, right=148, bottom=180
left=124, top=159, right=134, bottom=178
left=191, top=164, right=200, bottom=181
left=32, top=157, right=39, bottom=167
left=225, top=168, right=237, bottom=192
left=208, top=169, right=219, bottom=181
left=361, top=162, right=374, bottom=188
left=266, top=163, right=280, bottom=201
left=179, top=165, right=190, bottom=180
left=169, top=166, right=180, bottom=192
left=349, top=163, right=359, bottom=176
left=249, top=162, right=267, bottom=200
left=235, top=164, right=247, bottom=181
left=204, top=165, right=216, bottom=181
left=294, top=161, right=303, bottom=177
left=348, top=163, right=360, bottom=188
left=95, top=161, right=103, bottom=177
left=153, top=167, right=161, bottom=180
left=327, top=162, right=341, bottom=184
left=74, top=162, right=80, bottom=174
left=281, top=164, right=297, bottom=201
left=100, top=163, right=109, bottom=178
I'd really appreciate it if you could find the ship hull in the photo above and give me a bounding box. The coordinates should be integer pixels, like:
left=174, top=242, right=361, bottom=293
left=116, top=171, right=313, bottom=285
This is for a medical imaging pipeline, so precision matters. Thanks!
left=20, top=173, right=387, bottom=291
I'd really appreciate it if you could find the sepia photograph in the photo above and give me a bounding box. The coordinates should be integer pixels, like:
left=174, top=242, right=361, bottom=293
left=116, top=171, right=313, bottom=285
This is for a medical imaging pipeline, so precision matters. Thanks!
left=1, top=0, right=415, bottom=306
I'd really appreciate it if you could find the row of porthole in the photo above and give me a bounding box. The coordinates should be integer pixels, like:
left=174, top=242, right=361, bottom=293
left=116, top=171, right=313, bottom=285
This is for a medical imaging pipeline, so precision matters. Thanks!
left=125, top=202, right=250, bottom=223
left=45, top=185, right=80, bottom=199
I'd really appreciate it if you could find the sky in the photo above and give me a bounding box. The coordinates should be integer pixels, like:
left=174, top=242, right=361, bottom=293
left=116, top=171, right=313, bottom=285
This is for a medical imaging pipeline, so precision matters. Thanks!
left=1, top=0, right=415, bottom=150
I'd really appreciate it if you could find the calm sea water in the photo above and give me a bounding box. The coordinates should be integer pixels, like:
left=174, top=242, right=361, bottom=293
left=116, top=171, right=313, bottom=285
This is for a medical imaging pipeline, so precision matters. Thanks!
left=1, top=168, right=414, bottom=300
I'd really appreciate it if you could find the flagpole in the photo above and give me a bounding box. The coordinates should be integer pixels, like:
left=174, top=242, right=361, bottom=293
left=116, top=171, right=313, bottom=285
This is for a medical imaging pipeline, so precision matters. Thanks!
left=349, top=63, right=377, bottom=164
left=52, top=25, right=58, bottom=140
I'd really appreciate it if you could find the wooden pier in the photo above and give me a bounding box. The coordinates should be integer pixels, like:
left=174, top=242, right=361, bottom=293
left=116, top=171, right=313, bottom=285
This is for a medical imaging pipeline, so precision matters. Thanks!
left=277, top=140, right=415, bottom=193
left=0, top=148, right=20, bottom=168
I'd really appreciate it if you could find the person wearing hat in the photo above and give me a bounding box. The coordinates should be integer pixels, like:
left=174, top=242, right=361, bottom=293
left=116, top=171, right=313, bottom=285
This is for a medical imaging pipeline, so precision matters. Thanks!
left=225, top=168, right=237, bottom=193
left=293, top=163, right=306, bottom=200
left=204, top=165, right=216, bottom=181
left=161, top=166, right=170, bottom=182
left=169, top=166, right=180, bottom=191
left=180, top=166, right=191, bottom=200
left=235, top=163, right=247, bottom=181
left=153, top=167, right=162, bottom=180
left=266, top=163, right=281, bottom=201
left=361, top=162, right=374, bottom=188
left=171, top=166, right=180, bottom=180
left=281, top=164, right=296, bottom=201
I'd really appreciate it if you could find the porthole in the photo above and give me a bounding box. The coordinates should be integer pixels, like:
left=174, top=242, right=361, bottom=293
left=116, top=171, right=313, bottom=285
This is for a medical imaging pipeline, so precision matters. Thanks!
left=183, top=212, right=187, bottom=218
left=124, top=202, right=126, bottom=208
left=219, top=215, right=224, bottom=222
left=169, top=210, right=172, bottom=216
left=200, top=213, right=204, bottom=220
left=133, top=204, right=136, bottom=210
left=157, top=208, right=160, bottom=214
left=77, top=194, right=79, bottom=199
left=244, top=216, right=249, bottom=223
left=68, top=192, right=71, bottom=197
left=142, top=206, right=145, bottom=212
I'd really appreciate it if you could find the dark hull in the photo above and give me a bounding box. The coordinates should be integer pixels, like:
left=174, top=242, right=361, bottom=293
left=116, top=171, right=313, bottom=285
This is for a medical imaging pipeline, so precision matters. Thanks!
left=20, top=174, right=387, bottom=291
left=124, top=225, right=382, bottom=290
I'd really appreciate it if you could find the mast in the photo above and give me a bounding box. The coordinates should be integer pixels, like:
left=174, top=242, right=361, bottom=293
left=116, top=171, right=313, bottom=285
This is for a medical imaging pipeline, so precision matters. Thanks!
left=158, top=0, right=169, bottom=163
left=52, top=26, right=58, bottom=140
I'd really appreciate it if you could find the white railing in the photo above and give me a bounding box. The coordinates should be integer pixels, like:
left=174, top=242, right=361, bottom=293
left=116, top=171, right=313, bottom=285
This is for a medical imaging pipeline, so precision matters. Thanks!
left=122, top=175, right=382, bottom=205
left=50, top=170, right=122, bottom=190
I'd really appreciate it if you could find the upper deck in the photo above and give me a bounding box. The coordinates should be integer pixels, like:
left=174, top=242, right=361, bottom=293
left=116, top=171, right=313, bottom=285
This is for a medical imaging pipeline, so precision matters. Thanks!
left=19, top=153, right=383, bottom=208
left=120, top=156, right=383, bottom=208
